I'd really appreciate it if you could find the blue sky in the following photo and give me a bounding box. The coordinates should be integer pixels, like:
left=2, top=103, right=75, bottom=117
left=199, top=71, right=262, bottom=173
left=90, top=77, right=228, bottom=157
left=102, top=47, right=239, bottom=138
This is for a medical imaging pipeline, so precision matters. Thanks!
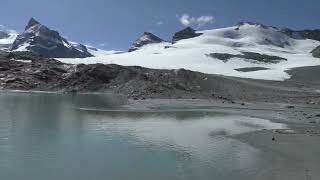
left=0, top=0, right=319, bottom=50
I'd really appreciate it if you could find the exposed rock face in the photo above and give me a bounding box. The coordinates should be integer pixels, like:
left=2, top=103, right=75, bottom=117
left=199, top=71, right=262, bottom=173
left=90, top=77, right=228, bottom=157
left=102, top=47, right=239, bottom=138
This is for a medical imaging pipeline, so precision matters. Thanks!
left=282, top=28, right=320, bottom=41
left=311, top=46, right=320, bottom=58
left=206, top=52, right=287, bottom=64
left=71, top=43, right=91, bottom=54
left=11, top=18, right=93, bottom=58
left=172, top=27, right=203, bottom=43
left=297, top=30, right=320, bottom=41
left=129, top=32, right=164, bottom=52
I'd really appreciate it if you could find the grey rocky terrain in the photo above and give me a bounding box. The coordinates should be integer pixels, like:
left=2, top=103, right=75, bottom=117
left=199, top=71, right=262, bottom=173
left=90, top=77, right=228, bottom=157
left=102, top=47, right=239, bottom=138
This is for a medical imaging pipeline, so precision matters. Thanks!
left=0, top=51, right=319, bottom=105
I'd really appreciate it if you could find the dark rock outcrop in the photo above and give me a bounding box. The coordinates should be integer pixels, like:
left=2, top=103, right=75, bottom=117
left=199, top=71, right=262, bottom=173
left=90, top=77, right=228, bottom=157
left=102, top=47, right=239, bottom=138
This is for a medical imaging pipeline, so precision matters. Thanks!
left=206, top=52, right=287, bottom=64
left=11, top=18, right=93, bottom=58
left=311, top=46, right=320, bottom=58
left=234, top=67, right=270, bottom=72
left=172, top=27, right=203, bottom=43
left=282, top=28, right=320, bottom=41
left=129, top=32, right=164, bottom=52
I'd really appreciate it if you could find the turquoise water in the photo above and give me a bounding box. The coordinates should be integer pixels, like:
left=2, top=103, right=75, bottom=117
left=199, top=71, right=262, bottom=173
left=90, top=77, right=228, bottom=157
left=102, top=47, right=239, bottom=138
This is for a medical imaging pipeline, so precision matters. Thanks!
left=0, top=92, right=285, bottom=180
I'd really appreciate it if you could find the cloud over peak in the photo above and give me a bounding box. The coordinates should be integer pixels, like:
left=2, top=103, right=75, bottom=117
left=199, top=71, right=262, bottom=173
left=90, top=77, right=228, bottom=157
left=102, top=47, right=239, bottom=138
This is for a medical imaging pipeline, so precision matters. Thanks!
left=179, top=14, right=215, bottom=28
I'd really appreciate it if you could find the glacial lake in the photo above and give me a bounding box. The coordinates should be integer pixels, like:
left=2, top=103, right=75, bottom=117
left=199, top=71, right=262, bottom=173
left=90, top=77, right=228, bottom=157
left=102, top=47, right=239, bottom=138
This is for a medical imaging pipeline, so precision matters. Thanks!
left=0, top=92, right=285, bottom=180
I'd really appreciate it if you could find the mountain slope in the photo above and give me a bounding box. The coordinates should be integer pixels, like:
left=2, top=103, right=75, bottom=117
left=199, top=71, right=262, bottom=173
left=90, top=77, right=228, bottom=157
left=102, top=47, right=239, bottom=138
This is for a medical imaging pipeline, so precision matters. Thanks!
left=11, top=18, right=93, bottom=58
left=58, top=22, right=320, bottom=81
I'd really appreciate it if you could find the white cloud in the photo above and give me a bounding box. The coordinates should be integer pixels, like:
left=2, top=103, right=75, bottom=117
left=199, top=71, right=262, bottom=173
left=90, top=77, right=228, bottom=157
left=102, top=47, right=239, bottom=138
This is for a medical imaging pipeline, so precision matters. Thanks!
left=179, top=14, right=215, bottom=28
left=156, top=21, right=164, bottom=26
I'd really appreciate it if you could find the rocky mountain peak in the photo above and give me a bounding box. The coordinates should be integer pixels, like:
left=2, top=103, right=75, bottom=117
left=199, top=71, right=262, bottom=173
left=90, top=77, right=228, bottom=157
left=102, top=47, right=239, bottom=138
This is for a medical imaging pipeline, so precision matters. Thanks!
left=11, top=18, right=93, bottom=58
left=172, top=27, right=203, bottom=43
left=128, top=32, right=164, bottom=52
left=25, top=18, right=40, bottom=30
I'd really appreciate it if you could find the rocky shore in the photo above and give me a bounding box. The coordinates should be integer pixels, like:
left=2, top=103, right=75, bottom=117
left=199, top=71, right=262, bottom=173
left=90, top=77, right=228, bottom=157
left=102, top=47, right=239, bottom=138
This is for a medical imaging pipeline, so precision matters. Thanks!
left=0, top=51, right=319, bottom=105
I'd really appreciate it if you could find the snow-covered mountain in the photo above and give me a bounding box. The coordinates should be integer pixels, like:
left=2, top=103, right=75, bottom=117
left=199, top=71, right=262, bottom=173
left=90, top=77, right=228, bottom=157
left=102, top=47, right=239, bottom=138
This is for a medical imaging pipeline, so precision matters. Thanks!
left=59, top=22, right=320, bottom=81
left=10, top=18, right=93, bottom=58
left=129, top=32, right=164, bottom=52
left=0, top=30, right=18, bottom=51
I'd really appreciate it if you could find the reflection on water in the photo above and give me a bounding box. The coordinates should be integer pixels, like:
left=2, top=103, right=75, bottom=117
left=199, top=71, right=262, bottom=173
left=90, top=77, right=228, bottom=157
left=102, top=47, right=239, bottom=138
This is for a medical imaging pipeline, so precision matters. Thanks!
left=0, top=92, right=285, bottom=180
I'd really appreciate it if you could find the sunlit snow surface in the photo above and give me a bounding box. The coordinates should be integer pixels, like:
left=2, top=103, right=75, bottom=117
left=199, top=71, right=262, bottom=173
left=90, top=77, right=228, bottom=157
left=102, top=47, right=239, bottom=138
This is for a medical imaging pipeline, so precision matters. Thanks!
left=59, top=24, right=320, bottom=81
left=0, top=32, right=18, bottom=49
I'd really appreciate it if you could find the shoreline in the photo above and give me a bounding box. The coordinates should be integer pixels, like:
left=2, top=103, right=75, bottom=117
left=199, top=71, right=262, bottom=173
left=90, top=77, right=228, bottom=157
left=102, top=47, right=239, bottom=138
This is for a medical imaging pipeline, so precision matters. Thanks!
left=1, top=52, right=319, bottom=104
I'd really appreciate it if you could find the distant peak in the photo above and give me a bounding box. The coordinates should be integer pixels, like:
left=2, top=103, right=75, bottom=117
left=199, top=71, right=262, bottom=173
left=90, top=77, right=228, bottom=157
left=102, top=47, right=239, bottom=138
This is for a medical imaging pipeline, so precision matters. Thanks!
left=172, top=27, right=202, bottom=43
left=139, top=32, right=162, bottom=40
left=181, top=27, right=196, bottom=32
left=25, top=18, right=40, bottom=30
left=128, top=32, right=164, bottom=52
left=143, top=32, right=154, bottom=36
